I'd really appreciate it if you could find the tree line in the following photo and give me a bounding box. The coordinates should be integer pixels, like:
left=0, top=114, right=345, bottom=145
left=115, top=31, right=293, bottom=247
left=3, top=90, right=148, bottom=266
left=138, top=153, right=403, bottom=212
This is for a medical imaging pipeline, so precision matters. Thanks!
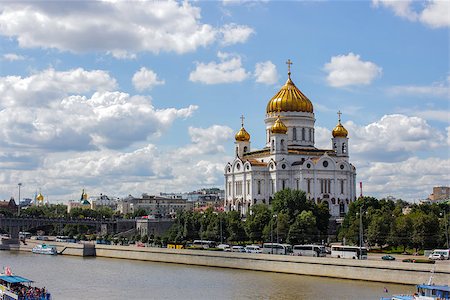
left=339, top=197, right=449, bottom=251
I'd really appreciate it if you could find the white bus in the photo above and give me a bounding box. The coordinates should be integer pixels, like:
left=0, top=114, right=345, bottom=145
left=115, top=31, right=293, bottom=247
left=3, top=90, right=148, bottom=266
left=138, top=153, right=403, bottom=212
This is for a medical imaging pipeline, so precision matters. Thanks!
left=331, top=245, right=367, bottom=259
left=262, top=243, right=292, bottom=255
left=292, top=244, right=326, bottom=257
left=192, top=240, right=216, bottom=249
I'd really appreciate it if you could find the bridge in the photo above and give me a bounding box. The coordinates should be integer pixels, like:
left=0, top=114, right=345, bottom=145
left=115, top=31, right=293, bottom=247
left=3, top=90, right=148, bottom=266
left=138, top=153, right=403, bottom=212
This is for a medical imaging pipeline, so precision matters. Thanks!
left=0, top=216, right=135, bottom=241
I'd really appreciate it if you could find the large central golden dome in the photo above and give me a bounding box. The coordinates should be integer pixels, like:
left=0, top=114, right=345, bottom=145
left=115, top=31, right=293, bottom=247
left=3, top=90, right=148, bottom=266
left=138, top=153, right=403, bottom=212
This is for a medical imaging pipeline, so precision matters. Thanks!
left=266, top=76, right=313, bottom=114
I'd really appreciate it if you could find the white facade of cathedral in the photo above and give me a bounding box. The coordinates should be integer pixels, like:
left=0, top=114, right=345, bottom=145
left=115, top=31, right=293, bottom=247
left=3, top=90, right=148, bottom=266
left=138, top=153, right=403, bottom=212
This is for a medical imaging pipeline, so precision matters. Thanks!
left=224, top=65, right=357, bottom=218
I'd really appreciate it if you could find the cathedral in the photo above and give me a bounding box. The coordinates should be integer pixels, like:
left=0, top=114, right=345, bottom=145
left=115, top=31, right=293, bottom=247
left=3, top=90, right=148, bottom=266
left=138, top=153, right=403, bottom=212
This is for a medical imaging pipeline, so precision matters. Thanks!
left=224, top=60, right=357, bottom=219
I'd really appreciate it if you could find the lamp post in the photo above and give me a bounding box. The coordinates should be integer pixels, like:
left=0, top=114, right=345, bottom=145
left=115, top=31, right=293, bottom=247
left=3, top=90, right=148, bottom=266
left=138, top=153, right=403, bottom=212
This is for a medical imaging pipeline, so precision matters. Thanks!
left=275, top=214, right=279, bottom=244
left=357, top=205, right=364, bottom=260
left=440, top=211, right=449, bottom=249
left=17, top=183, right=22, bottom=216
left=270, top=216, right=274, bottom=254
left=220, top=213, right=223, bottom=244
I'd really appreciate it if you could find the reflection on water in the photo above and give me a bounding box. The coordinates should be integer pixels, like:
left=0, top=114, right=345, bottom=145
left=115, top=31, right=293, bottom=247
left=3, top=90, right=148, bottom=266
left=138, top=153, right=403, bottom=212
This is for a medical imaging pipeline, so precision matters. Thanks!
left=0, top=251, right=412, bottom=299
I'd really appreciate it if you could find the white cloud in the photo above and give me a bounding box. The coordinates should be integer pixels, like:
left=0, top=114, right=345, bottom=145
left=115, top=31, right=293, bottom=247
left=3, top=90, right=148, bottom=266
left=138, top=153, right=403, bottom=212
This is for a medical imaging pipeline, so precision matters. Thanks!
left=189, top=52, right=250, bottom=84
left=179, top=125, right=234, bottom=156
left=0, top=68, right=117, bottom=108
left=420, top=1, right=450, bottom=28
left=373, top=0, right=450, bottom=28
left=132, top=67, right=165, bottom=92
left=447, top=126, right=450, bottom=146
left=324, top=53, right=382, bottom=87
left=359, top=156, right=450, bottom=200
left=346, top=114, right=445, bottom=161
left=219, top=23, right=254, bottom=46
left=388, top=76, right=450, bottom=99
left=0, top=1, right=254, bottom=57
left=254, top=61, right=278, bottom=85
left=0, top=68, right=197, bottom=151
left=2, top=53, right=25, bottom=61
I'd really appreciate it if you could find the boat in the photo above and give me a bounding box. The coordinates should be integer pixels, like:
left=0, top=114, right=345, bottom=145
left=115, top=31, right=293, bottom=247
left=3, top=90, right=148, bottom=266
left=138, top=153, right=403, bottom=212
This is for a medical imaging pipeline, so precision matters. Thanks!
left=381, top=269, right=449, bottom=300
left=381, top=284, right=450, bottom=300
left=31, top=244, right=57, bottom=255
left=0, top=267, right=51, bottom=299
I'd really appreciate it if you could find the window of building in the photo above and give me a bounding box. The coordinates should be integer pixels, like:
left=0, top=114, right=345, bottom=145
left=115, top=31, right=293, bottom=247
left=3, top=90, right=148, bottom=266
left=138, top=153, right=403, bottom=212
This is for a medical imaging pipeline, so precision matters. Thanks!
left=307, top=179, right=311, bottom=194
left=296, top=179, right=299, bottom=190
left=340, top=180, right=344, bottom=194
left=257, top=180, right=261, bottom=195
left=247, top=180, right=250, bottom=195
left=293, top=127, right=297, bottom=140
left=271, top=180, right=274, bottom=194
left=302, top=128, right=305, bottom=140
left=282, top=179, right=286, bottom=190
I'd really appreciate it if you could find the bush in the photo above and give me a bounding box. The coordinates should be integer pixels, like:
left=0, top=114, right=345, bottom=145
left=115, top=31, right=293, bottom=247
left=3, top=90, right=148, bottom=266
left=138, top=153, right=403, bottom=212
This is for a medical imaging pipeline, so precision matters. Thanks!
left=402, top=258, right=435, bottom=264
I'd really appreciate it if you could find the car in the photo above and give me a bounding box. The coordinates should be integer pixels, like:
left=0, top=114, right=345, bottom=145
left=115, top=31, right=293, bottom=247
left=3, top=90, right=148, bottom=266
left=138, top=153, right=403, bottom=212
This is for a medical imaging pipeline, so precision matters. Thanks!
left=245, top=245, right=262, bottom=253
left=428, top=253, right=445, bottom=260
left=231, top=245, right=246, bottom=253
left=217, top=244, right=231, bottom=252
left=381, top=255, right=395, bottom=261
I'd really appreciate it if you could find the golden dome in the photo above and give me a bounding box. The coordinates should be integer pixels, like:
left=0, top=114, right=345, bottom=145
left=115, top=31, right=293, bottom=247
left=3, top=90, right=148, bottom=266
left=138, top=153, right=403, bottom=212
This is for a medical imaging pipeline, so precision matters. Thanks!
left=36, top=193, right=44, bottom=201
left=235, top=127, right=250, bottom=141
left=271, top=116, right=288, bottom=134
left=266, top=76, right=313, bottom=114
left=332, top=111, right=348, bottom=138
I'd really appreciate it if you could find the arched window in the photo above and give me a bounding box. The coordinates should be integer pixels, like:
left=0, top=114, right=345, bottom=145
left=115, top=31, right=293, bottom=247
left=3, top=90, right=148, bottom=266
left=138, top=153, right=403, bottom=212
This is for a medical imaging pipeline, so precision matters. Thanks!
left=243, top=146, right=248, bottom=153
left=271, top=140, right=275, bottom=151
left=280, top=139, right=285, bottom=151
left=342, top=143, right=347, bottom=153
left=235, top=146, right=238, bottom=156
left=293, top=127, right=297, bottom=140
left=309, top=128, right=312, bottom=141
left=302, top=128, right=305, bottom=140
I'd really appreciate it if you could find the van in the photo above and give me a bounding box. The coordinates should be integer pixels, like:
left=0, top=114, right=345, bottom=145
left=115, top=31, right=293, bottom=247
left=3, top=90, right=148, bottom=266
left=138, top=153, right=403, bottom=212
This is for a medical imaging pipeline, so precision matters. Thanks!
left=245, top=245, right=262, bottom=253
left=428, top=249, right=449, bottom=260
left=231, top=245, right=246, bottom=253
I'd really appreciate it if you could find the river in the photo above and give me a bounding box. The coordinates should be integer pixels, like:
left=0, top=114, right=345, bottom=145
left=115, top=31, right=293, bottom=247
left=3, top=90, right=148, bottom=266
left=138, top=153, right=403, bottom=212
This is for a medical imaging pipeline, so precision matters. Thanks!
left=0, top=251, right=413, bottom=299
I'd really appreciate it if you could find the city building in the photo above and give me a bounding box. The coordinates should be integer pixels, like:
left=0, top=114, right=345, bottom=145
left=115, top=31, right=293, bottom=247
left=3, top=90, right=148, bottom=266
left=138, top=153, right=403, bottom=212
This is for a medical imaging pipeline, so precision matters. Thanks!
left=90, top=194, right=118, bottom=210
left=224, top=62, right=357, bottom=218
left=0, top=198, right=18, bottom=215
left=136, top=216, right=174, bottom=237
left=67, top=189, right=92, bottom=213
left=117, top=194, right=193, bottom=217
left=428, top=186, right=450, bottom=202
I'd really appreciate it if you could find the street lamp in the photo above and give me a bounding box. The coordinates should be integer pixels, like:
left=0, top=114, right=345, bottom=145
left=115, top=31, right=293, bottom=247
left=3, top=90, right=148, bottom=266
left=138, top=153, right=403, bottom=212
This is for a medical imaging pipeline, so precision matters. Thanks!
left=17, top=183, right=22, bottom=216
left=440, top=211, right=449, bottom=249
left=220, top=213, right=223, bottom=244
left=275, top=214, right=279, bottom=244
left=356, top=205, right=365, bottom=260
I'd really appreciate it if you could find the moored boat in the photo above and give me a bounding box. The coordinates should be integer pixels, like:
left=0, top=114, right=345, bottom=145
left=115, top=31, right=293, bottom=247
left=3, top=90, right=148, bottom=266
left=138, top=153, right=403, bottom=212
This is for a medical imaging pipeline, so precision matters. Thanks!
left=381, top=284, right=450, bottom=300
left=31, top=244, right=57, bottom=255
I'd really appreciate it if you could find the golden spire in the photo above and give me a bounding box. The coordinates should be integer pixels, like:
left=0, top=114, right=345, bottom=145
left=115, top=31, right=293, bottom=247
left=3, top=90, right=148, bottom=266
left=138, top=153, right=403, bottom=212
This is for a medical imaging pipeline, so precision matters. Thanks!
left=332, top=110, right=348, bottom=138
left=235, top=115, right=250, bottom=141
left=286, top=59, right=293, bottom=79
left=266, top=59, right=313, bottom=114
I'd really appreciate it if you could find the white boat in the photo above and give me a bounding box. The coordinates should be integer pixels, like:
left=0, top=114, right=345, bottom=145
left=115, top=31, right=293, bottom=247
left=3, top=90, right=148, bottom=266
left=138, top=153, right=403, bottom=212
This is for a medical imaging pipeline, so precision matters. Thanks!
left=0, top=267, right=52, bottom=299
left=31, top=244, right=57, bottom=255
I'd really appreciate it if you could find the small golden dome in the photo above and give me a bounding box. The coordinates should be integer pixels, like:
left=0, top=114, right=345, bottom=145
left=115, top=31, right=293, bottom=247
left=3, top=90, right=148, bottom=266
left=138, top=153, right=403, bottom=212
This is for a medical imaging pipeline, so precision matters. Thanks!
left=332, top=111, right=348, bottom=138
left=235, top=127, right=250, bottom=141
left=36, top=193, right=44, bottom=201
left=271, top=116, right=288, bottom=134
left=266, top=76, right=313, bottom=114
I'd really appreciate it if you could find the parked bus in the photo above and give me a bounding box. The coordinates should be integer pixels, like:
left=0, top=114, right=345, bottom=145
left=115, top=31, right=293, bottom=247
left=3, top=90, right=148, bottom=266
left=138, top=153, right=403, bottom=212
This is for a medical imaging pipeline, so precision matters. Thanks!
left=331, top=245, right=367, bottom=259
left=19, top=232, right=31, bottom=239
left=262, top=243, right=292, bottom=255
left=192, top=240, right=216, bottom=249
left=56, top=236, right=76, bottom=243
left=292, top=244, right=326, bottom=257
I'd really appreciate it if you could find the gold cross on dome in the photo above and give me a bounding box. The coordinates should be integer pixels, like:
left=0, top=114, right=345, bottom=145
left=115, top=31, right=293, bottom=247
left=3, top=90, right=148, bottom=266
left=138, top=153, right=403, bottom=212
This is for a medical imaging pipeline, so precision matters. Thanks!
left=286, top=59, right=293, bottom=77
left=240, top=115, right=245, bottom=127
left=337, top=110, right=342, bottom=123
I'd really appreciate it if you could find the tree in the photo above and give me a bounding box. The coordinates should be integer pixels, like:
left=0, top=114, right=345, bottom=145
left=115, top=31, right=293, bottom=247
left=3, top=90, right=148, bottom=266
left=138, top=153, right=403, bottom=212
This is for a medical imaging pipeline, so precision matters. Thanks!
left=367, top=212, right=392, bottom=249
left=227, top=211, right=247, bottom=242
left=411, top=212, right=440, bottom=251
left=245, top=204, right=271, bottom=242
left=287, top=210, right=318, bottom=245
left=272, top=189, right=313, bottom=223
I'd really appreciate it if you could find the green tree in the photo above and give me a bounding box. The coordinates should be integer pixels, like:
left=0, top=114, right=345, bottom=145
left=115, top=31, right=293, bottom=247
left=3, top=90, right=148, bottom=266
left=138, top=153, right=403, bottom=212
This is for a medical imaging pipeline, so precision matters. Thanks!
left=227, top=210, right=247, bottom=242
left=272, top=189, right=313, bottom=223
left=287, top=210, right=318, bottom=244
left=367, top=212, right=392, bottom=249
left=245, top=204, right=271, bottom=242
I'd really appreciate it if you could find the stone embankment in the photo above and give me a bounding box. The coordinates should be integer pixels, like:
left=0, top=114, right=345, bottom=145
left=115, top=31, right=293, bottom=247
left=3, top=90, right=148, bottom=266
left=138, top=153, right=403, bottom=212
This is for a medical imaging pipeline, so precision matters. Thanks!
left=19, top=241, right=450, bottom=285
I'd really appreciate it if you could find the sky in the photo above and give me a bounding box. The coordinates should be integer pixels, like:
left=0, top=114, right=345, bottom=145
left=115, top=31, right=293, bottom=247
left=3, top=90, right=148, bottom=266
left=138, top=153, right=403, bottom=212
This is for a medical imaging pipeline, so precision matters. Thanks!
left=0, top=0, right=448, bottom=203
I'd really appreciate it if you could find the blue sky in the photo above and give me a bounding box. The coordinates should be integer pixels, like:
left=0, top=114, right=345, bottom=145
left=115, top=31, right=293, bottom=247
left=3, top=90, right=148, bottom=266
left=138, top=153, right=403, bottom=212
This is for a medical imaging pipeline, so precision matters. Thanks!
left=0, top=0, right=448, bottom=203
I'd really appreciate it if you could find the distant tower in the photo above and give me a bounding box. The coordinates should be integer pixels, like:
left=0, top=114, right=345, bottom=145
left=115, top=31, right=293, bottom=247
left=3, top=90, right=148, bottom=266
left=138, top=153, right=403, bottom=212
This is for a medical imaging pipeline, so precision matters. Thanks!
left=332, top=111, right=349, bottom=158
left=36, top=190, right=44, bottom=206
left=234, top=115, right=251, bottom=158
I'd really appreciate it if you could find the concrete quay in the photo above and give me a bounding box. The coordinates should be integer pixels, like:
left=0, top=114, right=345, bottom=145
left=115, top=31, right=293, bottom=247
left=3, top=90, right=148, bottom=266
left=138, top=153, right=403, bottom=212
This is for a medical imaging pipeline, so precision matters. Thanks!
left=17, top=241, right=450, bottom=285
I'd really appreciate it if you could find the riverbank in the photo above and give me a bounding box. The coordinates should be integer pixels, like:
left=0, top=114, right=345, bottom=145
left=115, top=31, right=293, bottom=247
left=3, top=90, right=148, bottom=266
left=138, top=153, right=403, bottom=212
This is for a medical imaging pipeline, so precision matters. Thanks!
left=18, top=240, right=449, bottom=285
